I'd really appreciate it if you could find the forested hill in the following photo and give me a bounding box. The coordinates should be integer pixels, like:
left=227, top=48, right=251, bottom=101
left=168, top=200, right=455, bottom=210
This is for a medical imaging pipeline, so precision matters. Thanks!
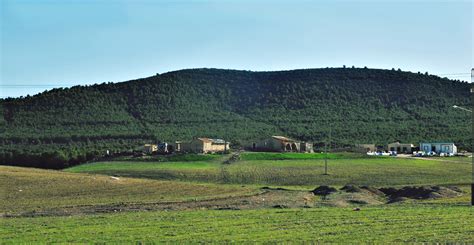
left=1, top=67, right=472, bottom=168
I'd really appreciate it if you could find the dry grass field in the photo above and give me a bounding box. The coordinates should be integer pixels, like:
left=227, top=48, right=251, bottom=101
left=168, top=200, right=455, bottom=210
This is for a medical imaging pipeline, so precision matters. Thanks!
left=0, top=166, right=256, bottom=215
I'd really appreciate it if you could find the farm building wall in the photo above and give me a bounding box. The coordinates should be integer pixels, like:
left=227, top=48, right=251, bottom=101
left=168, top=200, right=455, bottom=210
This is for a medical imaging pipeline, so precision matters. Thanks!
left=176, top=139, right=229, bottom=153
left=251, top=136, right=306, bottom=152
left=387, top=142, right=414, bottom=153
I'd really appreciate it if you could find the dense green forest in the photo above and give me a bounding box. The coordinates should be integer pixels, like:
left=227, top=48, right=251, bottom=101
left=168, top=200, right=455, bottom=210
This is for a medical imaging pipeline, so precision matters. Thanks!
left=1, top=67, right=472, bottom=168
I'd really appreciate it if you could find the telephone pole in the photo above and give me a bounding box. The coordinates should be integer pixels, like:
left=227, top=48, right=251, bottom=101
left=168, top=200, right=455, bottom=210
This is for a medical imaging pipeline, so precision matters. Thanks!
left=471, top=68, right=473, bottom=206
left=324, top=126, right=331, bottom=175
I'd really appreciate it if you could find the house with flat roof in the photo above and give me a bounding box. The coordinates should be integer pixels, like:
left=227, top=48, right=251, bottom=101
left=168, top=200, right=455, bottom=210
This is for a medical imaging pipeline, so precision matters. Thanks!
left=419, top=142, right=457, bottom=154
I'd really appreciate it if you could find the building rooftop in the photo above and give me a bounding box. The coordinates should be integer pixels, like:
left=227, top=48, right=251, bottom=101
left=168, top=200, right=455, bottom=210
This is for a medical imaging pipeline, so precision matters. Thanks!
left=198, top=138, right=227, bottom=144
left=388, top=142, right=414, bottom=145
left=420, top=142, right=456, bottom=144
left=272, top=136, right=297, bottom=142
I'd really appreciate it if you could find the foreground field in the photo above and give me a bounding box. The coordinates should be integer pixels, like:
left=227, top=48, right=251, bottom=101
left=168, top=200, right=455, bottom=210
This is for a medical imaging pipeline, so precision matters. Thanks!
left=2, top=206, right=473, bottom=243
left=66, top=154, right=471, bottom=186
left=0, top=166, right=255, bottom=215
left=3, top=153, right=473, bottom=243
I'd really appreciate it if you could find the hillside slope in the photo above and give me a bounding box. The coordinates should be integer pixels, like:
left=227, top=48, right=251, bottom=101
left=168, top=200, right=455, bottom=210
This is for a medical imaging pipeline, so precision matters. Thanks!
left=1, top=68, right=472, bottom=168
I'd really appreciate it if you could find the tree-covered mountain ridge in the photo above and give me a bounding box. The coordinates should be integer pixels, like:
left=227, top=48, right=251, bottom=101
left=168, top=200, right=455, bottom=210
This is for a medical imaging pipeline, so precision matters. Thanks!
left=1, top=67, right=472, bottom=168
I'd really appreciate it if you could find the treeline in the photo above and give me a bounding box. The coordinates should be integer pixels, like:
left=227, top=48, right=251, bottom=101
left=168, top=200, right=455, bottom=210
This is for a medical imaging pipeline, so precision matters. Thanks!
left=1, top=67, right=472, bottom=168
left=0, top=149, right=98, bottom=169
left=0, top=138, right=145, bottom=169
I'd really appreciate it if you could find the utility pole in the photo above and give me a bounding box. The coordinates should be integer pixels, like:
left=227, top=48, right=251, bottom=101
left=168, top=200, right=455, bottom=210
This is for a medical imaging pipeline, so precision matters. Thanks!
left=453, top=70, right=473, bottom=206
left=452, top=103, right=473, bottom=206
left=471, top=68, right=473, bottom=206
left=324, top=126, right=331, bottom=175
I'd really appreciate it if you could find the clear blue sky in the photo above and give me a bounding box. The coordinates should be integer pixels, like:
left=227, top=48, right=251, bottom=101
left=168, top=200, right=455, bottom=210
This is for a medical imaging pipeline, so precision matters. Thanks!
left=1, top=0, right=472, bottom=98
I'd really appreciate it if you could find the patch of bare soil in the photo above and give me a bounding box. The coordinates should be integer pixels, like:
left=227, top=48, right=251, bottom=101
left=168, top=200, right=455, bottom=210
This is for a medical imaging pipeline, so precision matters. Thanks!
left=314, top=185, right=386, bottom=207
left=340, top=184, right=362, bottom=193
left=311, top=184, right=464, bottom=206
left=380, top=186, right=463, bottom=203
left=311, top=185, right=337, bottom=195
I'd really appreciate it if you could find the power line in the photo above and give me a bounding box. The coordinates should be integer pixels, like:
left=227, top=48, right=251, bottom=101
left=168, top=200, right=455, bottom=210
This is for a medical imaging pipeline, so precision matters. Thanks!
left=0, top=84, right=78, bottom=87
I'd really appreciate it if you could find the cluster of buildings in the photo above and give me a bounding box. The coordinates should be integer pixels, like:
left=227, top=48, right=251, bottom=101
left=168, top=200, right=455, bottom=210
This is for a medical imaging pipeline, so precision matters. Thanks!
left=144, top=137, right=458, bottom=156
left=143, top=135, right=313, bottom=154
left=356, top=141, right=458, bottom=155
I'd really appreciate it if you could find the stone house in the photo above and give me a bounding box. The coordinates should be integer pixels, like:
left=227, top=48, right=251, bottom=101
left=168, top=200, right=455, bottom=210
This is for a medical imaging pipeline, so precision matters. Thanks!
left=143, top=144, right=158, bottom=154
left=175, top=138, right=229, bottom=154
left=250, top=136, right=313, bottom=153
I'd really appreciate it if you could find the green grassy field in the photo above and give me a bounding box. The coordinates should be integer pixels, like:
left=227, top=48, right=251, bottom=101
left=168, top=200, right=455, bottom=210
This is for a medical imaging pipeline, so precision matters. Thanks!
left=113, top=153, right=222, bottom=162
left=3, top=152, right=473, bottom=243
left=239, top=152, right=357, bottom=160
left=66, top=155, right=471, bottom=186
left=2, top=206, right=472, bottom=243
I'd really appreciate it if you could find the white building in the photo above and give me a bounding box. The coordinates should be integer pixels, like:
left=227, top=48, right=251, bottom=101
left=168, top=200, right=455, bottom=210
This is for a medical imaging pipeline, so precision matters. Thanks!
left=419, top=142, right=457, bottom=154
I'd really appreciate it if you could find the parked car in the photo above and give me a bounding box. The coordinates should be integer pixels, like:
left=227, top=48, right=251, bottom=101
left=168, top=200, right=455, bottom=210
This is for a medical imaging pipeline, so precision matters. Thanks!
left=427, top=151, right=437, bottom=157
left=376, top=151, right=390, bottom=156
left=440, top=152, right=455, bottom=157
left=412, top=151, right=426, bottom=157
left=389, top=151, right=397, bottom=156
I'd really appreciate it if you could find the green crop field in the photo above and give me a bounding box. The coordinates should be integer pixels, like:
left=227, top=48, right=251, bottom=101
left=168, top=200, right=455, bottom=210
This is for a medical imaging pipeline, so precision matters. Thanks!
left=66, top=155, right=471, bottom=186
left=2, top=206, right=473, bottom=243
left=3, top=152, right=473, bottom=243
left=239, top=152, right=357, bottom=160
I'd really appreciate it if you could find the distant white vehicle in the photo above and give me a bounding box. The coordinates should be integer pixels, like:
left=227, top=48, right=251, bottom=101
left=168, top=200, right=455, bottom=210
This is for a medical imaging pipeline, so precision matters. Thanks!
left=366, top=151, right=389, bottom=156
left=427, top=151, right=437, bottom=157
left=412, top=151, right=425, bottom=157
left=373, top=151, right=389, bottom=156
left=440, top=152, right=455, bottom=157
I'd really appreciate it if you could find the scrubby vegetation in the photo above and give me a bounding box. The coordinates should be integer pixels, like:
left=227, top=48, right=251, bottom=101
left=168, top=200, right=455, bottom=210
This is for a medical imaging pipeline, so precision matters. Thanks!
left=1, top=68, right=472, bottom=168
